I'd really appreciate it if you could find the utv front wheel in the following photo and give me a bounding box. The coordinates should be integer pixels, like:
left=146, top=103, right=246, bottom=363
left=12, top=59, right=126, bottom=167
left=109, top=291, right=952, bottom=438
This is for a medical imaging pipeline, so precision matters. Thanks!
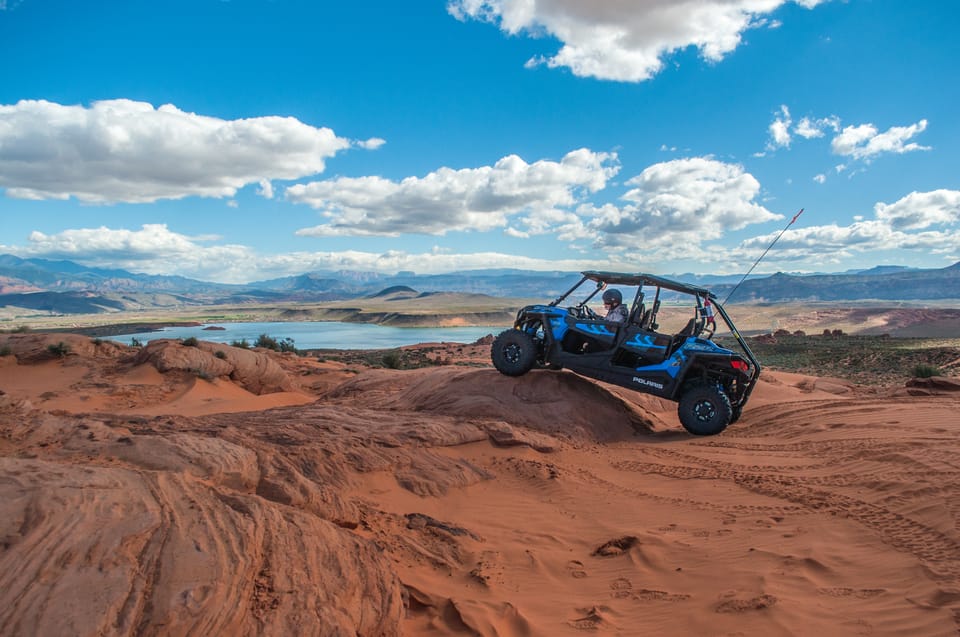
left=491, top=329, right=537, bottom=376
left=678, top=383, right=732, bottom=436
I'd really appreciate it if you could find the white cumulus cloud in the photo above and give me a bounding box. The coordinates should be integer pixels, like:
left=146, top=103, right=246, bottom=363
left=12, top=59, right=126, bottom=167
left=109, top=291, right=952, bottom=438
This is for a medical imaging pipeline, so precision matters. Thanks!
left=873, top=189, right=960, bottom=231
left=768, top=105, right=793, bottom=149
left=356, top=137, right=387, bottom=150
left=2, top=224, right=269, bottom=283
left=448, top=0, right=828, bottom=82
left=0, top=223, right=624, bottom=283
left=794, top=115, right=839, bottom=139
left=289, top=148, right=619, bottom=237
left=6, top=190, right=958, bottom=282
left=764, top=109, right=841, bottom=150
left=831, top=119, right=930, bottom=161
left=16, top=223, right=237, bottom=261
left=0, top=99, right=353, bottom=203
left=734, top=189, right=960, bottom=265
left=257, top=179, right=275, bottom=199
left=583, top=157, right=781, bottom=253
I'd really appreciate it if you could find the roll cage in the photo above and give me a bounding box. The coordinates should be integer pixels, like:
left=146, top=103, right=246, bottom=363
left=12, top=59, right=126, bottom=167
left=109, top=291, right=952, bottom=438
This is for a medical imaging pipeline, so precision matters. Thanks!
left=494, top=270, right=764, bottom=434
left=547, top=270, right=761, bottom=392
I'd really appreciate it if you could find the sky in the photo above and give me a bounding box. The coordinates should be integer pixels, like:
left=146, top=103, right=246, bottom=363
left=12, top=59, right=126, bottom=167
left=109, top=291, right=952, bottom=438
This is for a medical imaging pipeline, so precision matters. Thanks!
left=1, top=0, right=958, bottom=284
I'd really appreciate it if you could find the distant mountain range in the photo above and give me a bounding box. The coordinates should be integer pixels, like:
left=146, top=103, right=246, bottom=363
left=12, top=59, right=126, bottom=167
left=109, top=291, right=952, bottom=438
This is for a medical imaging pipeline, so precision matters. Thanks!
left=1, top=254, right=958, bottom=315
left=714, top=262, right=960, bottom=303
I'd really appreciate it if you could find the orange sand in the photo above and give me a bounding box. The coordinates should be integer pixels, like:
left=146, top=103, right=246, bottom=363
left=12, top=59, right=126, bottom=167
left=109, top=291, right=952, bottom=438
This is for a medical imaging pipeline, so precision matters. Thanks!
left=1, top=332, right=959, bottom=636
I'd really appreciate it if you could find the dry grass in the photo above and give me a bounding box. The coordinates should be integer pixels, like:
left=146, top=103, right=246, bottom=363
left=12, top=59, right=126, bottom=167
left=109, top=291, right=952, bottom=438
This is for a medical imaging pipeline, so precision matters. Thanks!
left=724, top=333, right=960, bottom=385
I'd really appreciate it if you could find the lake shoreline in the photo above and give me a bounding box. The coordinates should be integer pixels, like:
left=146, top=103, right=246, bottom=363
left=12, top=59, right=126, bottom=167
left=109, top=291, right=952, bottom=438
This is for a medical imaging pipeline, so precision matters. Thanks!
left=56, top=320, right=503, bottom=351
left=30, top=321, right=205, bottom=337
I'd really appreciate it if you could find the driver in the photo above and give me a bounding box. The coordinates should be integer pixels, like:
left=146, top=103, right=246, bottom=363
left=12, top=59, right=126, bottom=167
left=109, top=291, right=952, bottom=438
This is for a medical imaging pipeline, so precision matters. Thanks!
left=602, top=288, right=629, bottom=323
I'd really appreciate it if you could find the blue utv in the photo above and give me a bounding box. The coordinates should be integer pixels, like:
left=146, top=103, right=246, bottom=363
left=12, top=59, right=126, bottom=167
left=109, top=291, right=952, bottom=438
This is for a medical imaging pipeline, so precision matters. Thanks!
left=491, top=271, right=761, bottom=436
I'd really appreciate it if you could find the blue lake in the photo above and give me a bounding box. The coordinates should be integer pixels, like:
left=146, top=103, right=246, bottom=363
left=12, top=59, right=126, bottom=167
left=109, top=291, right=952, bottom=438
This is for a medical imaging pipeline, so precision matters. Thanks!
left=111, top=321, right=503, bottom=350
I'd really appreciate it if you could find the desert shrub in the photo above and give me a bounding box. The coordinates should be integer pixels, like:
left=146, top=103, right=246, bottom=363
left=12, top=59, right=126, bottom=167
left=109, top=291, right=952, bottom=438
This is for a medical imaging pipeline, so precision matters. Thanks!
left=255, top=333, right=278, bottom=350
left=382, top=350, right=402, bottom=369
left=912, top=364, right=942, bottom=378
left=12, top=325, right=31, bottom=333
left=47, top=341, right=71, bottom=358
left=90, top=337, right=104, bottom=346
left=737, top=334, right=959, bottom=386
left=181, top=337, right=199, bottom=347
left=191, top=367, right=214, bottom=381
left=0, top=346, right=11, bottom=357
left=130, top=337, right=143, bottom=348
left=214, top=350, right=227, bottom=359
left=254, top=333, right=300, bottom=354
left=230, top=338, right=251, bottom=349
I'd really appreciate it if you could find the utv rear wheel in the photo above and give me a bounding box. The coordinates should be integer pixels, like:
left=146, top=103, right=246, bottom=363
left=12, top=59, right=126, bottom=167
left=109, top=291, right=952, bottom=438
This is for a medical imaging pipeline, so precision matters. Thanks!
left=729, top=406, right=743, bottom=425
left=678, top=383, right=732, bottom=436
left=491, top=329, right=537, bottom=376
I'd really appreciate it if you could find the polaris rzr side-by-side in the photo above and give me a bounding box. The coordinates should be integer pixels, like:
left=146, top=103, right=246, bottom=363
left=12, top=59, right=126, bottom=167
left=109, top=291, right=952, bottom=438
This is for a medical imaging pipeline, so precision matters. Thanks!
left=491, top=271, right=761, bottom=435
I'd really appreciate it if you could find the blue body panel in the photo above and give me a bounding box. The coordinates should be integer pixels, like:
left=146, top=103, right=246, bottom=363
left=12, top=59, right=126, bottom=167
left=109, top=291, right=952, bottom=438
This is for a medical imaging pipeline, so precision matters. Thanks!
left=522, top=305, right=570, bottom=340
left=633, top=337, right=736, bottom=379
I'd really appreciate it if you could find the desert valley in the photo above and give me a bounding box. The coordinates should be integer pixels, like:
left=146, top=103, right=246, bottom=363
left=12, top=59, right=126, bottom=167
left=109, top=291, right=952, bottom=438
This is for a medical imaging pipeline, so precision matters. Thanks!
left=2, top=301, right=960, bottom=636
left=5, top=0, right=960, bottom=633
left=3, top=245, right=960, bottom=637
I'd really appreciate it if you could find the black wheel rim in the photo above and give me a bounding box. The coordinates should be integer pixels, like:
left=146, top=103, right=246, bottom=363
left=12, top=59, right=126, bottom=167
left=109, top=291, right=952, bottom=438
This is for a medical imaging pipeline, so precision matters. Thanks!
left=693, top=399, right=717, bottom=422
left=504, top=343, right=521, bottom=364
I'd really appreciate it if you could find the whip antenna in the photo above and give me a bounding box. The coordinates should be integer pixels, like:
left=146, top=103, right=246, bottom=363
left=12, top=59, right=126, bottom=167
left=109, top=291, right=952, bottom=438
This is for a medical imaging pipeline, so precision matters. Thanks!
left=723, top=208, right=804, bottom=304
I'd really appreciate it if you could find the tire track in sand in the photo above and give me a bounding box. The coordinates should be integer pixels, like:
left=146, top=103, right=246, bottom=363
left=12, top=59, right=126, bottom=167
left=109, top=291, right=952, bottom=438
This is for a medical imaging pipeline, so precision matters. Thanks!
left=612, top=459, right=960, bottom=585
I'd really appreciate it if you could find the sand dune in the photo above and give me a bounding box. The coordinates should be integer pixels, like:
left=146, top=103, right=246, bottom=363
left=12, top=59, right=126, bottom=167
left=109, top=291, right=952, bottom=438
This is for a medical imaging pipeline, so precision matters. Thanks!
left=1, top=333, right=959, bottom=636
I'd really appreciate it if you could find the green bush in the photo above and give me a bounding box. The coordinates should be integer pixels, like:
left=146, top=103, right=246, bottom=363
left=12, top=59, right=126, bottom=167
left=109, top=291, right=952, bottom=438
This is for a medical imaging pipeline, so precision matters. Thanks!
left=0, top=346, right=11, bottom=357
left=382, top=350, right=402, bottom=369
left=255, top=333, right=278, bottom=350
left=254, top=333, right=300, bottom=355
left=47, top=341, right=71, bottom=358
left=182, top=336, right=199, bottom=347
left=278, top=337, right=299, bottom=354
left=912, top=364, right=942, bottom=378
left=130, top=337, right=143, bottom=348
left=230, top=338, right=251, bottom=349
left=214, top=350, right=227, bottom=359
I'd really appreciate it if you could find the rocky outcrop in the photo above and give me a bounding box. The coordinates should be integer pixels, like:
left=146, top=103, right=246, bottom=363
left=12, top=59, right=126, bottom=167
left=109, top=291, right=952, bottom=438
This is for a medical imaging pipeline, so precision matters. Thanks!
left=134, top=339, right=298, bottom=394
left=0, top=409, right=403, bottom=637
left=904, top=376, right=960, bottom=395
left=0, top=333, right=128, bottom=362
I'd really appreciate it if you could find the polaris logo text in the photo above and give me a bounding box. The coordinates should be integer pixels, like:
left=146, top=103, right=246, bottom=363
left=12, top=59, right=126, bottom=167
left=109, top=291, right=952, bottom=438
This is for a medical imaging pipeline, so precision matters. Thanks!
left=632, top=377, right=664, bottom=390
